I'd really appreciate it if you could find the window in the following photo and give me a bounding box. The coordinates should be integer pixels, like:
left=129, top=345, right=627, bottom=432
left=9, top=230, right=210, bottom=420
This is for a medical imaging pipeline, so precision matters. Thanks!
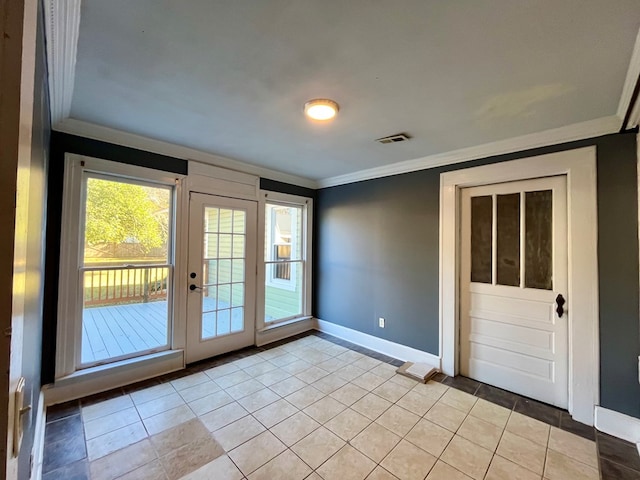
left=57, top=154, right=181, bottom=377
left=80, top=175, right=173, bottom=366
left=266, top=204, right=300, bottom=289
left=259, top=192, right=312, bottom=326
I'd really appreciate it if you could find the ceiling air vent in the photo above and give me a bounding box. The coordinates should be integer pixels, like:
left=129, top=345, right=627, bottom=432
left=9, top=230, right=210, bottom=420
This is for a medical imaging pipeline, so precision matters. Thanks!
left=376, top=133, right=411, bottom=144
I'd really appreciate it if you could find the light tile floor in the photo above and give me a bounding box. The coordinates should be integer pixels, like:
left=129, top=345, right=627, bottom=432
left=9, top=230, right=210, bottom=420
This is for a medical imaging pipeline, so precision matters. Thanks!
left=43, top=332, right=637, bottom=479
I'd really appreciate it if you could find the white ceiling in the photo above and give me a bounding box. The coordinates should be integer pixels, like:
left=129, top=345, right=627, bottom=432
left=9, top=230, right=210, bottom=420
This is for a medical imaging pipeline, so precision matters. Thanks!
left=67, top=0, right=640, bottom=182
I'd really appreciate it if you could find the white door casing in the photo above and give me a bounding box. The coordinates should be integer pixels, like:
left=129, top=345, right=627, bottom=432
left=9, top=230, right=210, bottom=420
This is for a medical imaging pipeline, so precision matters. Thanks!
left=460, top=177, right=568, bottom=408
left=439, top=146, right=599, bottom=425
left=4, top=0, right=38, bottom=475
left=186, top=193, right=257, bottom=363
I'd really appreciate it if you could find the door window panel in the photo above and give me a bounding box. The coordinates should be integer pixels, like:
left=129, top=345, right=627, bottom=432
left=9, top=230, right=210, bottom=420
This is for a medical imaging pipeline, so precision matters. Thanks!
left=497, top=193, right=521, bottom=287
left=204, top=259, right=217, bottom=284
left=217, top=308, right=231, bottom=335
left=470, top=195, right=493, bottom=284
left=525, top=190, right=553, bottom=290
left=233, top=211, right=246, bottom=233
left=201, top=206, right=247, bottom=339
left=202, top=312, right=217, bottom=338
left=219, top=209, right=233, bottom=233
left=205, top=209, right=219, bottom=233
left=232, top=259, right=244, bottom=283
left=219, top=234, right=232, bottom=258
left=232, top=283, right=244, bottom=308
left=470, top=188, right=554, bottom=291
left=218, top=259, right=232, bottom=284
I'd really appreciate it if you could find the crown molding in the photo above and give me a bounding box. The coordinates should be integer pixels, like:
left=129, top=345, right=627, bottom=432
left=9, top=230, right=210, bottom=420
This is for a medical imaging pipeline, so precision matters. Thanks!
left=628, top=86, right=640, bottom=130
left=54, top=118, right=318, bottom=189
left=618, top=27, right=640, bottom=126
left=317, top=115, right=621, bottom=188
left=44, top=0, right=81, bottom=126
left=56, top=115, right=621, bottom=192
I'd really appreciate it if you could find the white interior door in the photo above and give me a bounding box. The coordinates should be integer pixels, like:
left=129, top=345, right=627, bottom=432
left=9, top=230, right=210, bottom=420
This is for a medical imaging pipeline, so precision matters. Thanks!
left=186, top=193, right=257, bottom=363
left=460, top=176, right=568, bottom=408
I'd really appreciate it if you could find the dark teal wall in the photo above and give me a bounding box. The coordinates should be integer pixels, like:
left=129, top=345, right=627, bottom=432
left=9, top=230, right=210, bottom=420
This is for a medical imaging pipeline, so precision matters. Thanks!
left=316, top=131, right=640, bottom=419
left=596, top=134, right=640, bottom=418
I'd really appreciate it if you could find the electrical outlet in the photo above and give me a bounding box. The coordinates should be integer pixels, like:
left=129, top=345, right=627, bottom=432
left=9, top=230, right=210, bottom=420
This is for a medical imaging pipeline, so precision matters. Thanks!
left=378, top=317, right=385, bottom=328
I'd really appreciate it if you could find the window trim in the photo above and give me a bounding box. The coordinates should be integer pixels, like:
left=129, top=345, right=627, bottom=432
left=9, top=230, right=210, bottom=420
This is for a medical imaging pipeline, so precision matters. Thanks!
left=265, top=205, right=299, bottom=291
left=257, top=191, right=313, bottom=330
left=56, top=153, right=184, bottom=379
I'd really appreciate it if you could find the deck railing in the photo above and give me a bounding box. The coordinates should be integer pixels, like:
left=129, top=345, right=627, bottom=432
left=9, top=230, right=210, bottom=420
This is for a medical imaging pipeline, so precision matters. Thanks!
left=82, top=264, right=171, bottom=307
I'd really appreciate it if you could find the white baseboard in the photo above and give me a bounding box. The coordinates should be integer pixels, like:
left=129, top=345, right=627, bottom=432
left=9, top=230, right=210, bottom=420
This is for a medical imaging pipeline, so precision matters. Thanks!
left=31, top=391, right=45, bottom=480
left=315, top=319, right=441, bottom=368
left=256, top=318, right=315, bottom=347
left=595, top=405, right=640, bottom=450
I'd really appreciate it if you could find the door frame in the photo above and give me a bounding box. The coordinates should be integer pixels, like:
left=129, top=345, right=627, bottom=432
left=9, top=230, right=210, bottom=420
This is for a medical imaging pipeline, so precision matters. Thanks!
left=185, top=192, right=257, bottom=363
left=174, top=161, right=260, bottom=358
left=439, top=146, right=599, bottom=425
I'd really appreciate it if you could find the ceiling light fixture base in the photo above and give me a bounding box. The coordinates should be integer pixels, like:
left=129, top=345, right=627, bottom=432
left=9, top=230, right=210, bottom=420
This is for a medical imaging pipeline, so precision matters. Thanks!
left=304, top=99, right=339, bottom=121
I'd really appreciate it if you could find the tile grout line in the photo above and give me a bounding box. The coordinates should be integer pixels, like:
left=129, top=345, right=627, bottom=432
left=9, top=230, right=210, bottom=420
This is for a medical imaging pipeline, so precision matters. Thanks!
left=44, top=331, right=632, bottom=479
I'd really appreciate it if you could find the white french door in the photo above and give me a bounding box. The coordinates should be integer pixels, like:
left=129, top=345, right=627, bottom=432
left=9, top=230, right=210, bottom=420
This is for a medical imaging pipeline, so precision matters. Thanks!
left=460, top=176, right=568, bottom=408
left=186, top=193, right=257, bottom=363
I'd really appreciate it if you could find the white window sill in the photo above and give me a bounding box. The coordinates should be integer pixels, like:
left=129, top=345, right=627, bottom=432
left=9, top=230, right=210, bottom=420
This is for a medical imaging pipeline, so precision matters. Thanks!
left=258, top=316, right=313, bottom=333
left=46, top=350, right=184, bottom=404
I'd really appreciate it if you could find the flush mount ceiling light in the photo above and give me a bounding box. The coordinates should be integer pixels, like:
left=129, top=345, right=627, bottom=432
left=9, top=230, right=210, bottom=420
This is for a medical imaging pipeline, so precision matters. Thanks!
left=304, top=98, right=339, bottom=121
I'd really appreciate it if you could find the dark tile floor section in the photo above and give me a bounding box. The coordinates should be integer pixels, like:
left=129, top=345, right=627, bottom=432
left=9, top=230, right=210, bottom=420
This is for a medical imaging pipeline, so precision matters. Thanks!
left=596, top=431, right=640, bottom=479
left=560, top=411, right=596, bottom=441
left=42, top=460, right=90, bottom=480
left=43, top=330, right=640, bottom=480
left=42, top=428, right=87, bottom=475
left=513, top=397, right=562, bottom=427
left=475, top=383, right=521, bottom=410
left=442, top=374, right=482, bottom=395
left=600, top=457, right=640, bottom=480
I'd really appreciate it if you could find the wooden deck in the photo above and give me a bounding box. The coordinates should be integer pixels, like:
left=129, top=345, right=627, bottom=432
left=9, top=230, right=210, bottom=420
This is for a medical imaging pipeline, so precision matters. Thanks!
left=81, top=298, right=244, bottom=365
left=82, top=301, right=169, bottom=364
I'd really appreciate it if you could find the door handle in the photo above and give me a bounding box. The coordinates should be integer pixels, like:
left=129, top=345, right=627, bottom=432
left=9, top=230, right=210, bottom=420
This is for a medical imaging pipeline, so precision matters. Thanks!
left=189, top=284, right=203, bottom=292
left=556, top=294, right=566, bottom=318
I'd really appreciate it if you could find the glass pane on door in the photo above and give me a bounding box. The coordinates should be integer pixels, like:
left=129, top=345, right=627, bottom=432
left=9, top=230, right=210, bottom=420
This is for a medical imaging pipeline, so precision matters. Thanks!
left=470, top=187, right=555, bottom=291
left=471, top=196, right=493, bottom=284
left=202, top=206, right=246, bottom=339
left=525, top=190, right=553, bottom=290
left=497, top=193, right=520, bottom=287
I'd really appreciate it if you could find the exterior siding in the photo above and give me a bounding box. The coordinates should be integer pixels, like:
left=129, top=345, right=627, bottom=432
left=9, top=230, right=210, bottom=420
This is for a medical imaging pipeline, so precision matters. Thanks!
left=265, top=283, right=301, bottom=321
